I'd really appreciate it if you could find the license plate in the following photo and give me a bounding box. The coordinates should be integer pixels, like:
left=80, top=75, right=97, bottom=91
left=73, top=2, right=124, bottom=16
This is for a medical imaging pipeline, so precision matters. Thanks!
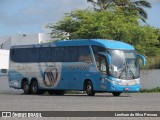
left=124, top=88, right=129, bottom=91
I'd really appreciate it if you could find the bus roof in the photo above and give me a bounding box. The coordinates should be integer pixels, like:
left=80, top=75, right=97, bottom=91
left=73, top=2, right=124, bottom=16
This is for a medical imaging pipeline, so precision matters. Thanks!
left=11, top=39, right=135, bottom=50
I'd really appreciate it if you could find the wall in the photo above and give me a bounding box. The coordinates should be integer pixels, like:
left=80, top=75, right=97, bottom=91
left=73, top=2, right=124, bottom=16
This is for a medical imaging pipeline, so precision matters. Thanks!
left=140, top=69, right=160, bottom=89
left=0, top=50, right=9, bottom=75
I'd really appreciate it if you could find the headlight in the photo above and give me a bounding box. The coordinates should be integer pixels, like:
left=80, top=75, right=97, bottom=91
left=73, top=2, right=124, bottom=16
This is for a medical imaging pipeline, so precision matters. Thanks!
left=135, top=79, right=140, bottom=84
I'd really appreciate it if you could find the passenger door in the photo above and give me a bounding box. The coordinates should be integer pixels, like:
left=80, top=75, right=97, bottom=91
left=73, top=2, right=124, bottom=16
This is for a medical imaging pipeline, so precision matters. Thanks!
left=98, top=54, right=109, bottom=89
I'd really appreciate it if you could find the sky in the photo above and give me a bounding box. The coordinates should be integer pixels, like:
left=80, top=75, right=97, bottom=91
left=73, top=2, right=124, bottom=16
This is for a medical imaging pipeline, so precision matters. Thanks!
left=0, top=0, right=160, bottom=36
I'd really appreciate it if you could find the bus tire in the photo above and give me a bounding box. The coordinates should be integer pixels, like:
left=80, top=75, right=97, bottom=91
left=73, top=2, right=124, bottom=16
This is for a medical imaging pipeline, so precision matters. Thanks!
left=30, top=80, right=39, bottom=94
left=22, top=80, right=30, bottom=94
left=112, top=92, right=121, bottom=96
left=86, top=81, right=95, bottom=96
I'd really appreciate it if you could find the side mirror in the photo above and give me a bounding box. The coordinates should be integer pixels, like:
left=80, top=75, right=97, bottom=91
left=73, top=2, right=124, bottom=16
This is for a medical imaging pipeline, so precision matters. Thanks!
left=105, top=53, right=112, bottom=65
left=137, top=54, right=146, bottom=66
left=98, top=52, right=112, bottom=65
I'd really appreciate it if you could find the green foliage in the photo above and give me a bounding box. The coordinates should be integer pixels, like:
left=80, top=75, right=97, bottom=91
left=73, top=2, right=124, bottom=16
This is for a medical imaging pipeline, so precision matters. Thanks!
left=47, top=9, right=160, bottom=58
left=142, top=55, right=160, bottom=69
left=140, top=87, right=160, bottom=93
left=48, top=9, right=139, bottom=40
left=87, top=0, right=151, bottom=21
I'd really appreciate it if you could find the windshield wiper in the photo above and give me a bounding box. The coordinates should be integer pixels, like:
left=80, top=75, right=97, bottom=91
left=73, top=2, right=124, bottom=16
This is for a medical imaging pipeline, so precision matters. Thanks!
left=127, top=63, right=135, bottom=79
left=118, top=64, right=126, bottom=79
left=118, top=62, right=135, bottom=79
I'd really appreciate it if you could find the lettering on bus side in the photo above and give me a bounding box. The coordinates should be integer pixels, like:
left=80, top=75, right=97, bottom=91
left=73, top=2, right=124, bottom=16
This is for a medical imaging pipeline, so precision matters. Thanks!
left=43, top=65, right=58, bottom=87
left=67, top=65, right=88, bottom=70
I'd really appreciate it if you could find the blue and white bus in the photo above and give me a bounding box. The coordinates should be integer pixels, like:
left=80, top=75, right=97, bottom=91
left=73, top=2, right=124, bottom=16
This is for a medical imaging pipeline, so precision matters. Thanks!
left=8, top=39, right=146, bottom=96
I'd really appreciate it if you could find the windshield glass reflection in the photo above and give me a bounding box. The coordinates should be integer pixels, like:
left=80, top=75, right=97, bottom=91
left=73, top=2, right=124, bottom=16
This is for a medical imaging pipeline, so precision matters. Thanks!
left=108, top=50, right=139, bottom=79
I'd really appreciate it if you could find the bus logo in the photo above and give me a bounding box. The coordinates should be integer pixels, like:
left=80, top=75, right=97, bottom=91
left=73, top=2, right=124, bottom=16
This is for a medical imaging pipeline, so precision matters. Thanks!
left=43, top=66, right=58, bottom=87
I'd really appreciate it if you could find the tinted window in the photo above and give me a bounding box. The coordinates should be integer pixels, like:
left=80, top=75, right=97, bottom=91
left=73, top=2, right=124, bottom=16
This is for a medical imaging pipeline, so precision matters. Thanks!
left=10, top=48, right=27, bottom=62
left=99, top=55, right=107, bottom=74
left=65, top=47, right=78, bottom=62
left=39, top=48, right=52, bottom=62
left=92, top=46, right=106, bottom=62
left=52, top=47, right=65, bottom=62
left=27, top=48, right=39, bottom=62
left=78, top=46, right=91, bottom=62
left=11, top=46, right=92, bottom=63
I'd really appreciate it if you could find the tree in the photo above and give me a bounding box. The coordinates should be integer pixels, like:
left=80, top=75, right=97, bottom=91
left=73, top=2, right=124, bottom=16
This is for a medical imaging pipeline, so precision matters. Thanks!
left=87, top=0, right=114, bottom=11
left=87, top=0, right=151, bottom=21
left=47, top=9, right=138, bottom=39
left=47, top=9, right=159, bottom=56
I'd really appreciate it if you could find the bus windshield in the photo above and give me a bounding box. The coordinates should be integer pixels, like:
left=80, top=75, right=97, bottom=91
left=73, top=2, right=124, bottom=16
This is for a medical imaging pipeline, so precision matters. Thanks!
left=108, top=50, right=140, bottom=79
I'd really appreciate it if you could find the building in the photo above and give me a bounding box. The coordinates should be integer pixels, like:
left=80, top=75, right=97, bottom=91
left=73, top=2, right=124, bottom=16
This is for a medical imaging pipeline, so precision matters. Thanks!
left=0, top=33, right=52, bottom=75
left=0, top=50, right=9, bottom=75
left=0, top=33, right=53, bottom=50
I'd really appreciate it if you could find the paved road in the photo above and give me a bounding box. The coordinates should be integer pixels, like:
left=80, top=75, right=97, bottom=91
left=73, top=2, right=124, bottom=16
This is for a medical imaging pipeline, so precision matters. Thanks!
left=0, top=76, right=160, bottom=120
left=0, top=92, right=160, bottom=111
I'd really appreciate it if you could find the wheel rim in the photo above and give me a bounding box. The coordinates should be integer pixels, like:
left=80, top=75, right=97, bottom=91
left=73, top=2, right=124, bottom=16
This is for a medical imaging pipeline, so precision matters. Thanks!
left=32, top=83, right=37, bottom=93
left=32, top=82, right=38, bottom=94
left=23, top=82, right=29, bottom=93
left=86, top=81, right=95, bottom=96
left=87, top=84, right=91, bottom=92
left=24, top=84, right=28, bottom=92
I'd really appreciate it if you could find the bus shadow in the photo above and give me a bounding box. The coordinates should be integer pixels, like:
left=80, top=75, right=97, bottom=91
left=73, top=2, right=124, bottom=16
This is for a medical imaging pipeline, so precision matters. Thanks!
left=62, top=94, right=132, bottom=97
left=19, top=93, right=132, bottom=97
left=1, top=92, right=132, bottom=98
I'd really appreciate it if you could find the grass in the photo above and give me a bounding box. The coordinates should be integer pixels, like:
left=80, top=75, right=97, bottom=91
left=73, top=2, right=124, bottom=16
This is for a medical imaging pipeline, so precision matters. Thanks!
left=140, top=87, right=160, bottom=93
left=141, top=56, right=160, bottom=69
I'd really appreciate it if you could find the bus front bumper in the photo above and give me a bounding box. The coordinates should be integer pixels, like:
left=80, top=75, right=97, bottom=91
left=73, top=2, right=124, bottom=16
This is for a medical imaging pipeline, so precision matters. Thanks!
left=107, top=81, right=140, bottom=92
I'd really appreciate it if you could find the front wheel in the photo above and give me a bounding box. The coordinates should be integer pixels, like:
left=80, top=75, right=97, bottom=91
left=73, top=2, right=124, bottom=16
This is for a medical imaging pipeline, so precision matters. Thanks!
left=86, top=81, right=95, bottom=96
left=31, top=81, right=39, bottom=94
left=112, top=92, right=121, bottom=96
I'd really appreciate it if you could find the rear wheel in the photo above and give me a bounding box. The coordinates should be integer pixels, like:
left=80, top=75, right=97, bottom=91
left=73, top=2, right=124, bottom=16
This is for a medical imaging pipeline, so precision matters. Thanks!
left=22, top=81, right=30, bottom=94
left=31, top=80, right=39, bottom=94
left=112, top=92, right=121, bottom=96
left=86, top=81, right=95, bottom=96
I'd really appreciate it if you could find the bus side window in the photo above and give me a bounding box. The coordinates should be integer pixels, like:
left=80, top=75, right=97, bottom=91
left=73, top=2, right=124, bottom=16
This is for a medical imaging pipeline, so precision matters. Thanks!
left=11, top=48, right=28, bottom=62
left=65, top=47, right=78, bottom=62
left=52, top=47, right=65, bottom=62
left=91, top=46, right=106, bottom=67
left=78, top=46, right=91, bottom=62
left=10, top=49, right=15, bottom=62
left=27, top=48, right=39, bottom=62
left=39, top=48, right=52, bottom=62
left=99, top=55, right=107, bottom=74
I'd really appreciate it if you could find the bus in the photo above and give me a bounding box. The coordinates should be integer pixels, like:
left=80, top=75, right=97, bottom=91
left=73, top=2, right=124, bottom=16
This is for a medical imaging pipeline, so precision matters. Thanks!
left=8, top=39, right=146, bottom=96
